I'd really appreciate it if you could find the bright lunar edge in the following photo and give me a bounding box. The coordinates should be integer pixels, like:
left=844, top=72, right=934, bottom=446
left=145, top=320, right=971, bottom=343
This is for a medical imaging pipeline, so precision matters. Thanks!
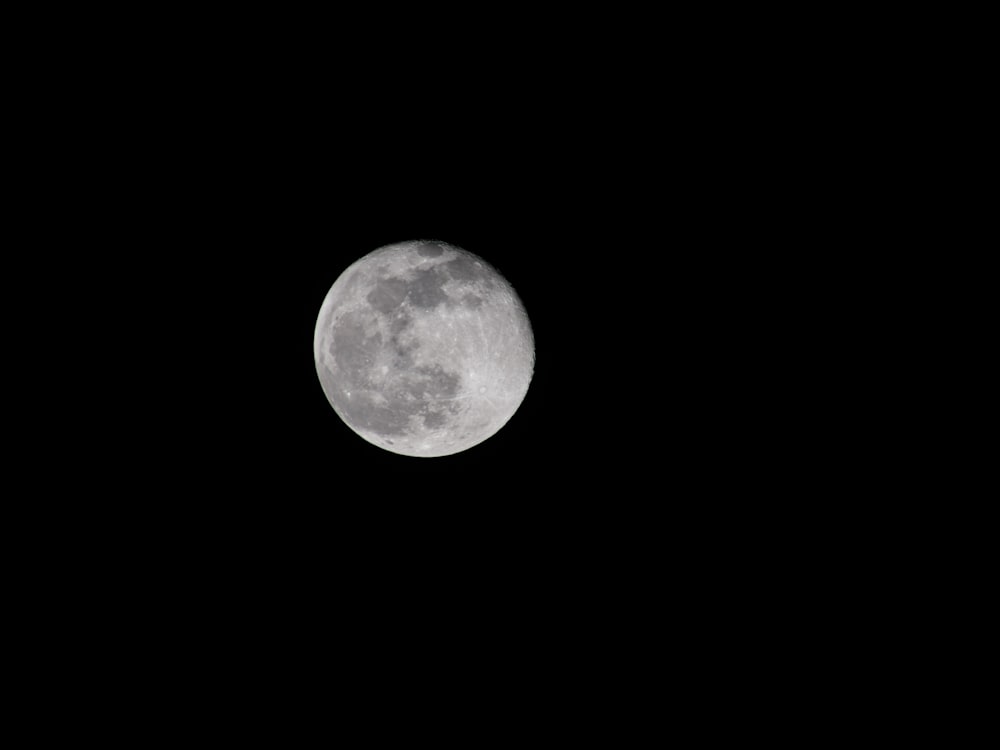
left=313, top=240, right=535, bottom=457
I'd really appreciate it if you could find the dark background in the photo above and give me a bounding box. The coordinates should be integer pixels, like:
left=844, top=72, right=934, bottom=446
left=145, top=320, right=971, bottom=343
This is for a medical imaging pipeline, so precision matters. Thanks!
left=56, top=21, right=835, bottom=571
left=37, top=8, right=852, bottom=508
left=21, top=9, right=894, bottom=725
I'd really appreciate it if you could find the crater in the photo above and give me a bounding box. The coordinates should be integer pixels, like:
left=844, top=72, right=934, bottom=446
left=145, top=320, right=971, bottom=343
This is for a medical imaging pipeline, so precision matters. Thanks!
left=345, top=392, right=417, bottom=437
left=407, top=268, right=450, bottom=309
left=390, top=342, right=415, bottom=371
left=461, top=293, right=484, bottom=309
left=366, top=269, right=451, bottom=315
left=416, top=242, right=445, bottom=258
left=422, top=410, right=448, bottom=429
left=402, top=364, right=461, bottom=402
left=389, top=311, right=412, bottom=336
left=367, top=276, right=409, bottom=314
left=326, top=326, right=465, bottom=439
left=332, top=312, right=383, bottom=386
left=443, top=255, right=483, bottom=282
left=444, top=254, right=497, bottom=289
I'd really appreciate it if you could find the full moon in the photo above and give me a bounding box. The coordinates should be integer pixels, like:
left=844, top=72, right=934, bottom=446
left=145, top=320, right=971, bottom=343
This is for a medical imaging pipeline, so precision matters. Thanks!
left=313, top=240, right=534, bottom=457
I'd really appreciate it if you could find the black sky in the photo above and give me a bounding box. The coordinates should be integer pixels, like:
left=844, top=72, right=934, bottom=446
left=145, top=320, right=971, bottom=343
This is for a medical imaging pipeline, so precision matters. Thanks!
left=18, top=9, right=889, bottom=730
left=116, top=46, right=812, bottom=550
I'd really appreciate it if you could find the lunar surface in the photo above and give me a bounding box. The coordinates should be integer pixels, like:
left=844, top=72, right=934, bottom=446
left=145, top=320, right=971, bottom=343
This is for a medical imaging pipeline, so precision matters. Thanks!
left=313, top=240, right=534, bottom=457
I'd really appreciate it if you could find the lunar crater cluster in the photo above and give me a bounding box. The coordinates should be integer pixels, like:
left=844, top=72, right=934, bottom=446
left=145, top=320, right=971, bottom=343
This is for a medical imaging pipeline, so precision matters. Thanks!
left=314, top=240, right=534, bottom=457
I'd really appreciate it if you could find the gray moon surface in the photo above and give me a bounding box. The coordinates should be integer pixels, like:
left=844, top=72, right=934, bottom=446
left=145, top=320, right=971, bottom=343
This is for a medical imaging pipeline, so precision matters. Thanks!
left=314, top=240, right=534, bottom=457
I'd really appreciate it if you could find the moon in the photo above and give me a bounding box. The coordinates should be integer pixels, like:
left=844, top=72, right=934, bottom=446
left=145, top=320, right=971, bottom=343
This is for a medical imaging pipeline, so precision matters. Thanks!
left=313, top=240, right=534, bottom=457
